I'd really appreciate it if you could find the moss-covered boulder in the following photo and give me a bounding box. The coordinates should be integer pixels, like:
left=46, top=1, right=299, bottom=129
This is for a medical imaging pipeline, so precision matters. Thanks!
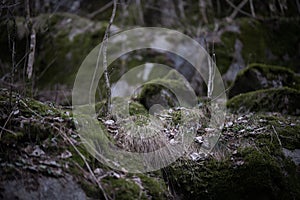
left=0, top=13, right=109, bottom=104
left=216, top=17, right=300, bottom=83
left=0, top=89, right=169, bottom=199
left=229, top=63, right=300, bottom=98
left=138, top=70, right=196, bottom=110
left=227, top=87, right=300, bottom=115
left=164, top=112, right=300, bottom=200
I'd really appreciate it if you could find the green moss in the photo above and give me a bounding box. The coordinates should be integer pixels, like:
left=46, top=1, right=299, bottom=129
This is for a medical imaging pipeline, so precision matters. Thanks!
left=216, top=31, right=237, bottom=74
left=256, top=114, right=300, bottom=150
left=166, top=146, right=300, bottom=200
left=138, top=76, right=194, bottom=109
left=218, top=18, right=300, bottom=77
left=229, top=63, right=300, bottom=98
left=227, top=87, right=300, bottom=115
left=129, top=101, right=148, bottom=116
left=138, top=174, right=168, bottom=199
left=30, top=13, right=108, bottom=88
left=1, top=131, right=24, bottom=143
left=79, top=180, right=103, bottom=199
left=103, top=177, right=145, bottom=200
left=238, top=18, right=267, bottom=64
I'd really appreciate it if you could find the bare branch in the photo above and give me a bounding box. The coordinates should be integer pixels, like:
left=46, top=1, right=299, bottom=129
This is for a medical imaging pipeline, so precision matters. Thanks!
left=226, top=0, right=253, bottom=20
left=88, top=1, right=114, bottom=19
left=272, top=125, right=282, bottom=147
left=249, top=0, right=256, bottom=18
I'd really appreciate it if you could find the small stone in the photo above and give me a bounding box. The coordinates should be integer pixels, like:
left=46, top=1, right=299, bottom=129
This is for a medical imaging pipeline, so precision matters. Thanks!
left=205, top=128, right=215, bottom=133
left=194, top=136, right=203, bottom=144
left=170, top=139, right=179, bottom=145
left=53, top=117, right=64, bottom=122
left=104, top=120, right=115, bottom=125
left=94, top=168, right=104, bottom=176
left=60, top=150, right=72, bottom=159
left=225, top=121, right=233, bottom=127
left=190, top=152, right=207, bottom=161
left=259, top=119, right=267, bottom=123
left=190, top=152, right=201, bottom=161
left=238, top=129, right=245, bottom=133
left=13, top=110, right=19, bottom=115
left=236, top=160, right=244, bottom=166
left=237, top=117, right=243, bottom=121
left=31, top=146, right=45, bottom=157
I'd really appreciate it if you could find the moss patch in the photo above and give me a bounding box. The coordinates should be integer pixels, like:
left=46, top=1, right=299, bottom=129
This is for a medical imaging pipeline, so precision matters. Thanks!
left=166, top=144, right=300, bottom=200
left=227, top=87, right=300, bottom=115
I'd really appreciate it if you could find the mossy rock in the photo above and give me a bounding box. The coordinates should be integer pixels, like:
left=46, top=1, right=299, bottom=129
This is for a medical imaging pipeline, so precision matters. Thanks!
left=217, top=17, right=300, bottom=83
left=256, top=114, right=300, bottom=150
left=227, top=87, right=300, bottom=115
left=138, top=70, right=196, bottom=110
left=0, top=13, right=108, bottom=104
left=166, top=147, right=300, bottom=200
left=229, top=63, right=300, bottom=98
left=0, top=89, right=171, bottom=199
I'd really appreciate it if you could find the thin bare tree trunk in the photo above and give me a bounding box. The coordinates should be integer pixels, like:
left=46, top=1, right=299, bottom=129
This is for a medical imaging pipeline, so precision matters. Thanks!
left=136, top=0, right=145, bottom=25
left=25, top=0, right=36, bottom=80
left=91, top=0, right=118, bottom=116
left=8, top=15, right=16, bottom=108
left=297, top=0, right=300, bottom=14
left=177, top=0, right=186, bottom=20
left=249, top=0, right=256, bottom=17
left=199, top=0, right=208, bottom=24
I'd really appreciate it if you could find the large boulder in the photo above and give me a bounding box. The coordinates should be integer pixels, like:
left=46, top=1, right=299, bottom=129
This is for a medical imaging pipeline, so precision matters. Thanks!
left=164, top=112, right=300, bottom=200
left=229, top=63, right=300, bottom=98
left=227, top=87, right=300, bottom=115
left=0, top=89, right=169, bottom=200
left=0, top=13, right=109, bottom=104
left=138, top=70, right=197, bottom=110
left=214, top=18, right=300, bottom=84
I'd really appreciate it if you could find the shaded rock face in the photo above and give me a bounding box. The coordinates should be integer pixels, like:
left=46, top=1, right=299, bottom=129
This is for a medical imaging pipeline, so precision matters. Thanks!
left=213, top=18, right=300, bottom=85
left=229, top=63, right=300, bottom=98
left=0, top=13, right=108, bottom=104
left=0, top=175, right=88, bottom=200
left=138, top=70, right=197, bottom=110
left=227, top=87, right=300, bottom=115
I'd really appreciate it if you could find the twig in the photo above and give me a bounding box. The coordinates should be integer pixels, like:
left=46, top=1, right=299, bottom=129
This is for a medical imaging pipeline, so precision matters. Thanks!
left=249, top=0, right=256, bottom=18
left=56, top=127, right=110, bottom=200
left=88, top=1, right=114, bottom=19
left=225, top=0, right=253, bottom=19
left=19, top=99, right=42, bottom=118
left=7, top=8, right=17, bottom=108
left=35, top=58, right=56, bottom=81
left=0, top=111, right=15, bottom=138
left=272, top=125, right=282, bottom=147
left=0, top=125, right=17, bottom=136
